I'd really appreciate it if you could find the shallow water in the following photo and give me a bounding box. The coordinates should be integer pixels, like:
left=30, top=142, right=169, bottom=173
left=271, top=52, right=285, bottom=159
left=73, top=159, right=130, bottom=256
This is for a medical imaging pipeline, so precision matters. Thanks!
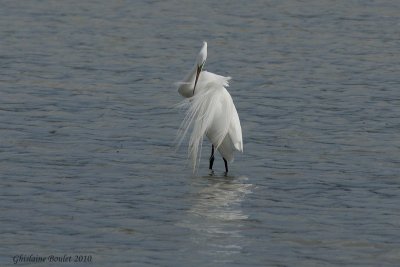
left=1, top=0, right=400, bottom=266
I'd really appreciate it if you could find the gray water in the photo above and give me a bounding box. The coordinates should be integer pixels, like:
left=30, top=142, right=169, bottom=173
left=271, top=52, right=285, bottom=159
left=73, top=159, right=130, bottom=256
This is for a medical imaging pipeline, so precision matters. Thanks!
left=1, top=0, right=399, bottom=266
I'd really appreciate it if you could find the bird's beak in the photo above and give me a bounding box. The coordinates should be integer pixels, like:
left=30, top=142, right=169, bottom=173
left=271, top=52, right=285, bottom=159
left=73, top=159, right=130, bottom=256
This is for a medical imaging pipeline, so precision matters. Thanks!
left=193, top=64, right=203, bottom=96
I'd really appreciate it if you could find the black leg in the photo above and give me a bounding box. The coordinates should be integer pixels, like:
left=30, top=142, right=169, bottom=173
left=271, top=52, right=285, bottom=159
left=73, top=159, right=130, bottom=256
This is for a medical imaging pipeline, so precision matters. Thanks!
left=223, top=158, right=228, bottom=173
left=209, top=145, right=215, bottom=170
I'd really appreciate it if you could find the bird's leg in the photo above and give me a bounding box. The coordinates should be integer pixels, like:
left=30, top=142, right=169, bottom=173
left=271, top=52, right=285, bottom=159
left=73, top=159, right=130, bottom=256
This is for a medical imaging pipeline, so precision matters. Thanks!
left=223, top=158, right=228, bottom=173
left=209, top=145, right=215, bottom=170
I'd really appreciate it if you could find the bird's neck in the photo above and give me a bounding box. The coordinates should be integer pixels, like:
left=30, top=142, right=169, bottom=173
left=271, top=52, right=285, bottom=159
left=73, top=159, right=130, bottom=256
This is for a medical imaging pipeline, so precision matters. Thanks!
left=182, top=63, right=198, bottom=85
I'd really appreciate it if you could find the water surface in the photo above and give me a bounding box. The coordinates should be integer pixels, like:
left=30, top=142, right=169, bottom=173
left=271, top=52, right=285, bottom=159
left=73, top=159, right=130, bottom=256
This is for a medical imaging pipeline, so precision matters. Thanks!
left=1, top=0, right=399, bottom=266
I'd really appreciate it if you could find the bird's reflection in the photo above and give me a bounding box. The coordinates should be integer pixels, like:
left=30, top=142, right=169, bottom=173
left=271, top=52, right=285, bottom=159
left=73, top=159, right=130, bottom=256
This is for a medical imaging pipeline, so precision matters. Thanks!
left=180, top=174, right=253, bottom=260
left=190, top=174, right=252, bottom=221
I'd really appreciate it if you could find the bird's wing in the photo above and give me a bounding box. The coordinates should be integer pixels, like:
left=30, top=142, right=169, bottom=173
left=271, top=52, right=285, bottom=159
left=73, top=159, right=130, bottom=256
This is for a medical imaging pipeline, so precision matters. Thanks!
left=176, top=81, right=227, bottom=172
left=228, top=103, right=243, bottom=152
left=176, top=71, right=241, bottom=172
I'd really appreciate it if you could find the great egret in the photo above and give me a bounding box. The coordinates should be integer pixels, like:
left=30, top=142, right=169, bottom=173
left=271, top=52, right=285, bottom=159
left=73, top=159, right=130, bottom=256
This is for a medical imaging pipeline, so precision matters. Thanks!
left=176, top=41, right=243, bottom=173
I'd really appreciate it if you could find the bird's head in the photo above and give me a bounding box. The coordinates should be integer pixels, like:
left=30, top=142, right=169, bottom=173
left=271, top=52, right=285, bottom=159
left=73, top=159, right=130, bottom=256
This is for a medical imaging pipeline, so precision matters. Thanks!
left=193, top=41, right=207, bottom=95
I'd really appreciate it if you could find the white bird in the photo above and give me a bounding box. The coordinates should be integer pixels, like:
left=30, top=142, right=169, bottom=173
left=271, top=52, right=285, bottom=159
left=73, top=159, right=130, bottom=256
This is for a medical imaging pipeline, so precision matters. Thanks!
left=176, top=41, right=243, bottom=173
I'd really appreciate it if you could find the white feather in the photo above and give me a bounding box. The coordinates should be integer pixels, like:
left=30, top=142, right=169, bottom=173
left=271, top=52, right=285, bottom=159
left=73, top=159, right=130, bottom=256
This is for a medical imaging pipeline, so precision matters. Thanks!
left=177, top=72, right=242, bottom=172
